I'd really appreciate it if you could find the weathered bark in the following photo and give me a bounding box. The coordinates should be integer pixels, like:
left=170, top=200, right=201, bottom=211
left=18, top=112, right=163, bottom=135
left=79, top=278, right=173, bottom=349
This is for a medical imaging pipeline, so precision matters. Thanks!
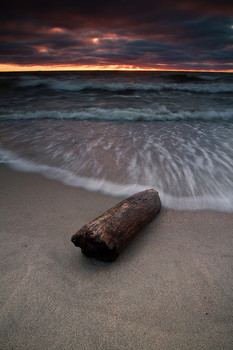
left=71, top=189, right=161, bottom=262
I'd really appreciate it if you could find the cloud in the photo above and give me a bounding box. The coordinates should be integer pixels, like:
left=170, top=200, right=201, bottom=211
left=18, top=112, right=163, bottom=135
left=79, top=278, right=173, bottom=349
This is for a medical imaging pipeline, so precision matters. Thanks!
left=0, top=0, right=233, bottom=70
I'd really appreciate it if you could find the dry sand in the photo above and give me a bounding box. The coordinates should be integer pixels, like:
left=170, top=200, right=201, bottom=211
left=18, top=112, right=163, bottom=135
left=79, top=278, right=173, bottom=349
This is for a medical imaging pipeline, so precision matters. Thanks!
left=1, top=164, right=233, bottom=350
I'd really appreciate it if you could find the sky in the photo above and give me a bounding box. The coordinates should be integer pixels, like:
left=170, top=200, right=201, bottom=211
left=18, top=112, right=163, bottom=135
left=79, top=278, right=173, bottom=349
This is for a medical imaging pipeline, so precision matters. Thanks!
left=0, top=0, right=233, bottom=72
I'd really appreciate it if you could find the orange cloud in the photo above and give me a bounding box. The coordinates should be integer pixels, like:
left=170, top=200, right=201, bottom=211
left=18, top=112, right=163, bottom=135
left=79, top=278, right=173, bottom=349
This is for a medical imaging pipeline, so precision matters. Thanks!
left=48, top=27, right=67, bottom=34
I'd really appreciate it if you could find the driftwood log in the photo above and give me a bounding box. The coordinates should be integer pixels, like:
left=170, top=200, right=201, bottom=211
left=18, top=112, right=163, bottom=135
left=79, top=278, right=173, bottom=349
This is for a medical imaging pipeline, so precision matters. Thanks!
left=71, top=189, right=161, bottom=262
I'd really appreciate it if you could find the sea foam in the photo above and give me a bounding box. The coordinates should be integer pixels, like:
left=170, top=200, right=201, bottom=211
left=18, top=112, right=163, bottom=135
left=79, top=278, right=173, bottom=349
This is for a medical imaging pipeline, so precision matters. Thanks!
left=1, top=148, right=232, bottom=212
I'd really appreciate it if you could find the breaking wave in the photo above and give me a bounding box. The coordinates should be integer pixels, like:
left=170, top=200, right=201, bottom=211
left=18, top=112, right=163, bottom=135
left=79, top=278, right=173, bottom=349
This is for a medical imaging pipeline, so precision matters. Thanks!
left=1, top=107, right=233, bottom=122
left=1, top=75, right=233, bottom=94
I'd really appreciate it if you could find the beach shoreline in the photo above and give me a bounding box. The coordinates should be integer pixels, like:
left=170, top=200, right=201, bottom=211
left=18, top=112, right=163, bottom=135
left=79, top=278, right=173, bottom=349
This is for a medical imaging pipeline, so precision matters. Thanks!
left=1, top=164, right=233, bottom=349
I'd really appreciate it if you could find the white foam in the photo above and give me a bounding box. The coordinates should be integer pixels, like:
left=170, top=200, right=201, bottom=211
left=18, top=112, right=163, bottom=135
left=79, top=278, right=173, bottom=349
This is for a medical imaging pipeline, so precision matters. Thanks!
left=1, top=148, right=232, bottom=212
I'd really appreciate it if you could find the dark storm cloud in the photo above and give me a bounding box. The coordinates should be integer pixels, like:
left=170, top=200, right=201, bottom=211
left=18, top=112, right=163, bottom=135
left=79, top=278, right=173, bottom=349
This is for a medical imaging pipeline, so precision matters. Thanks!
left=0, top=0, right=233, bottom=69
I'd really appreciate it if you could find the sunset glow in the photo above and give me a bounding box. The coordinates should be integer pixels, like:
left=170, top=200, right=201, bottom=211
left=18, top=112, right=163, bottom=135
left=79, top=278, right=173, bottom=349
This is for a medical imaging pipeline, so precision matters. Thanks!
left=0, top=64, right=232, bottom=73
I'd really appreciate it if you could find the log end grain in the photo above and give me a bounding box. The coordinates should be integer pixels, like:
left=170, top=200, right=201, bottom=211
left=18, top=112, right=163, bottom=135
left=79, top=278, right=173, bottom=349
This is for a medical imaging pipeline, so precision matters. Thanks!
left=71, top=228, right=119, bottom=262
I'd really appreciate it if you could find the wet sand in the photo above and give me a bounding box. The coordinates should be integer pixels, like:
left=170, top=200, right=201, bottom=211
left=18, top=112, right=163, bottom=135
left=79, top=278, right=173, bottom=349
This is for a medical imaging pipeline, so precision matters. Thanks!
left=1, top=164, right=233, bottom=349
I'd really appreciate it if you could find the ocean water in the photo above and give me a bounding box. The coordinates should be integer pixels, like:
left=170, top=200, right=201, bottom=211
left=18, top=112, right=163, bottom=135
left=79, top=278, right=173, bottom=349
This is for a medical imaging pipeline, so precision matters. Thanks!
left=0, top=71, right=233, bottom=211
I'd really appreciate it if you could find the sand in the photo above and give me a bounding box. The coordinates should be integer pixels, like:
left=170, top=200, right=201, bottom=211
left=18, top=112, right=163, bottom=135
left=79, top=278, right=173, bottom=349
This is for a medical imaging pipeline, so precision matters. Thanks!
left=0, top=164, right=233, bottom=350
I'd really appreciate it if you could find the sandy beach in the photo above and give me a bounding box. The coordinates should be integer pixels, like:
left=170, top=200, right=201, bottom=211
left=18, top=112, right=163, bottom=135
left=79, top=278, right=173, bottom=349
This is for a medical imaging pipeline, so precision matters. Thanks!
left=1, top=164, right=233, bottom=350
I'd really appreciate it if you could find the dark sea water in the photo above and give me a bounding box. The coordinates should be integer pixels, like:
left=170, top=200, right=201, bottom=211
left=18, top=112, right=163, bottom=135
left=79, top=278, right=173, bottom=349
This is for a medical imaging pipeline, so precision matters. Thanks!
left=0, top=71, right=233, bottom=211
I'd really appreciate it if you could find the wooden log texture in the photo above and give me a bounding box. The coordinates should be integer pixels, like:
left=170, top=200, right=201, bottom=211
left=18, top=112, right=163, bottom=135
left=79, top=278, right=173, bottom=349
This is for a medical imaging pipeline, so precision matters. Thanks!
left=71, top=189, right=161, bottom=262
